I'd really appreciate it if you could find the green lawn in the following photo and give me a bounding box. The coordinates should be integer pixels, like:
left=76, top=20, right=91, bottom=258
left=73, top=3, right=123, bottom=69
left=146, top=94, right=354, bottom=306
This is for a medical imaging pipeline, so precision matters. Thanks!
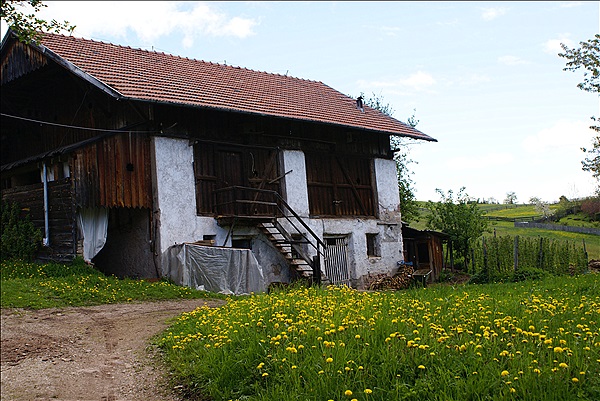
left=158, top=276, right=600, bottom=401
left=0, top=258, right=222, bottom=309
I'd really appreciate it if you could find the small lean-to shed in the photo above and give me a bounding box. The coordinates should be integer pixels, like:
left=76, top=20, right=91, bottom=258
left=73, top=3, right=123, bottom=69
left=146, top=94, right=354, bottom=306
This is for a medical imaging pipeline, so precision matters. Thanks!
left=1, top=30, right=437, bottom=292
left=401, top=224, right=449, bottom=282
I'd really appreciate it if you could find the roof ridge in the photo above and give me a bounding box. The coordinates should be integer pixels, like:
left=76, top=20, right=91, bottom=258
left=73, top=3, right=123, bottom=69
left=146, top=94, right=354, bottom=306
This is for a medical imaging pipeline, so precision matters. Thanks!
left=41, top=32, right=323, bottom=84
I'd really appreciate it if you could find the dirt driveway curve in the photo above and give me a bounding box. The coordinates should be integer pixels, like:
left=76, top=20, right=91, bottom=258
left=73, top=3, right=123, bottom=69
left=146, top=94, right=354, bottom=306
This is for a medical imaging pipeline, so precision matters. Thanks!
left=1, top=299, right=225, bottom=401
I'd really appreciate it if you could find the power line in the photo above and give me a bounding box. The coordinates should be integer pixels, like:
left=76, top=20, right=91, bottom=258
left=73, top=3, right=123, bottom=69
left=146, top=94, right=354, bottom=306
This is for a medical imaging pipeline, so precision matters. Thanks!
left=1, top=113, right=160, bottom=134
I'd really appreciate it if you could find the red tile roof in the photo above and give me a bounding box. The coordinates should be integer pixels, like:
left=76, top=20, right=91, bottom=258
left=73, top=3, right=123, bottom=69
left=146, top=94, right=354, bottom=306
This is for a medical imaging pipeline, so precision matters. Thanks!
left=38, top=33, right=435, bottom=141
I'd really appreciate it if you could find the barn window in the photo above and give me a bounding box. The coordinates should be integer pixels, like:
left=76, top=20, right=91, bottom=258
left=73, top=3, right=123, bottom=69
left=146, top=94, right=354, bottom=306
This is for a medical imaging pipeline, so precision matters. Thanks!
left=305, top=152, right=375, bottom=217
left=366, top=233, right=380, bottom=257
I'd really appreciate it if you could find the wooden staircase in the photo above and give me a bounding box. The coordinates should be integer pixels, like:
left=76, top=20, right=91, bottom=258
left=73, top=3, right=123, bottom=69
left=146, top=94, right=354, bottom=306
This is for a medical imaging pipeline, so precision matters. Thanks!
left=258, top=219, right=317, bottom=280
left=214, top=186, right=327, bottom=284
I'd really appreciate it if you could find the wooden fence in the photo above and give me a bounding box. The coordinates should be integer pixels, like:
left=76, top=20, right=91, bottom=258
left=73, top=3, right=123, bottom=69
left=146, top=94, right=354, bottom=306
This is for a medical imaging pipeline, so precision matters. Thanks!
left=514, top=222, right=600, bottom=235
left=468, top=234, right=588, bottom=281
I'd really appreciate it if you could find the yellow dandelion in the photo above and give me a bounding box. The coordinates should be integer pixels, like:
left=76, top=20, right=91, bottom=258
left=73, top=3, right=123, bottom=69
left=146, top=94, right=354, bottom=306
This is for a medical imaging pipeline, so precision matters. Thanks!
left=364, top=388, right=373, bottom=394
left=326, top=357, right=334, bottom=363
left=418, top=365, right=426, bottom=370
left=572, top=377, right=579, bottom=383
left=501, top=370, right=510, bottom=377
left=344, top=390, right=353, bottom=396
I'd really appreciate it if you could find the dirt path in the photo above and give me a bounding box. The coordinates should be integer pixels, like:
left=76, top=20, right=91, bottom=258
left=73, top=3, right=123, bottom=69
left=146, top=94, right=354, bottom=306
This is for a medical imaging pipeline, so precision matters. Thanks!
left=1, top=299, right=225, bottom=401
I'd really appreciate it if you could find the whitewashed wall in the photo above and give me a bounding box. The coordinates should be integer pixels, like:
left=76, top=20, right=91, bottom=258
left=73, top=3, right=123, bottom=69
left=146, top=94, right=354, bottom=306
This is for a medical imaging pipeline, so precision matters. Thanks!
left=152, top=138, right=403, bottom=288
left=151, top=137, right=225, bottom=253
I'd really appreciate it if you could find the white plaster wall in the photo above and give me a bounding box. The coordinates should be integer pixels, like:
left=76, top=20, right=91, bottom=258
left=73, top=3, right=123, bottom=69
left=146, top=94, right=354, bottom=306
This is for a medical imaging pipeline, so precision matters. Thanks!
left=281, top=150, right=310, bottom=217
left=152, top=137, right=226, bottom=254
left=374, top=158, right=401, bottom=219
left=152, top=139, right=402, bottom=288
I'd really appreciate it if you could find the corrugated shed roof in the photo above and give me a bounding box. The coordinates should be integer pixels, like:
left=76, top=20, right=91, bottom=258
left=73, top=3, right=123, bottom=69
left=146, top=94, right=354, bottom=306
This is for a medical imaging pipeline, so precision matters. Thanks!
left=36, top=33, right=435, bottom=141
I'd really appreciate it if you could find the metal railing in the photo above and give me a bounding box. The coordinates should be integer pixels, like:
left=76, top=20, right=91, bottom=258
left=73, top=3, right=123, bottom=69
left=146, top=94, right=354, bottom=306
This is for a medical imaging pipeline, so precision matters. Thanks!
left=213, top=186, right=325, bottom=282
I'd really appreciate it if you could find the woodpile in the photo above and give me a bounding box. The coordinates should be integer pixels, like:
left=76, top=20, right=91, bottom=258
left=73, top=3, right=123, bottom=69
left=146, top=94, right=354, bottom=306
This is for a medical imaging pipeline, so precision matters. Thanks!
left=366, top=263, right=414, bottom=291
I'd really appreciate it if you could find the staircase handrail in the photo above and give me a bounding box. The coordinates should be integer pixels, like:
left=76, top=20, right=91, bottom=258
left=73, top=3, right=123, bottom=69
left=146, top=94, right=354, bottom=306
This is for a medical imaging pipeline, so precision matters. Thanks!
left=214, top=186, right=326, bottom=253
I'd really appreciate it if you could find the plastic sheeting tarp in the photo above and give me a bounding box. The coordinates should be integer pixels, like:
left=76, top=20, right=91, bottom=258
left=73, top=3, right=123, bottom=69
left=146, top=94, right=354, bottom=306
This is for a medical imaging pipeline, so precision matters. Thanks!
left=163, top=244, right=267, bottom=295
left=77, top=207, right=108, bottom=263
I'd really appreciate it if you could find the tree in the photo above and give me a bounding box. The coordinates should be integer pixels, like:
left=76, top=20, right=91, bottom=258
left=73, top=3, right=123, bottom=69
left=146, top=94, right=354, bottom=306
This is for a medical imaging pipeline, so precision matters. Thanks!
left=425, top=187, right=488, bottom=269
left=360, top=92, right=420, bottom=222
left=504, top=191, right=518, bottom=205
left=581, top=135, right=600, bottom=194
left=559, top=34, right=600, bottom=193
left=1, top=0, right=74, bottom=43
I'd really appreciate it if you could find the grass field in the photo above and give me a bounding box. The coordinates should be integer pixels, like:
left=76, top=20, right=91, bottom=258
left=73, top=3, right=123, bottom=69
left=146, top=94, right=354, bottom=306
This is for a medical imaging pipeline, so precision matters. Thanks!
left=0, top=258, right=220, bottom=309
left=410, top=202, right=599, bottom=261
left=157, top=276, right=600, bottom=401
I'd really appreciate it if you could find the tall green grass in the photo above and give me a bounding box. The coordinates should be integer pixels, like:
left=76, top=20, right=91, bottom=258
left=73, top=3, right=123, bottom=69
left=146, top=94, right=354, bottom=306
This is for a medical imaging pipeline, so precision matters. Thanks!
left=0, top=259, right=218, bottom=309
left=157, top=277, right=600, bottom=401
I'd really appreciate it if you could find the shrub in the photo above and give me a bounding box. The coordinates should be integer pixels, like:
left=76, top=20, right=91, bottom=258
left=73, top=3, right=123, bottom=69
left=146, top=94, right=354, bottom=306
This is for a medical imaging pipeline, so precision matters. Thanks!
left=510, top=267, right=549, bottom=282
left=581, top=197, right=600, bottom=221
left=0, top=200, right=42, bottom=261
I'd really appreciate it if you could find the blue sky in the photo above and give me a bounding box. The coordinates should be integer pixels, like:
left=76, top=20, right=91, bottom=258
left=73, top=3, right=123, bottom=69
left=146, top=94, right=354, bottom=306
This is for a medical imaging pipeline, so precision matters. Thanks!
left=2, top=1, right=598, bottom=203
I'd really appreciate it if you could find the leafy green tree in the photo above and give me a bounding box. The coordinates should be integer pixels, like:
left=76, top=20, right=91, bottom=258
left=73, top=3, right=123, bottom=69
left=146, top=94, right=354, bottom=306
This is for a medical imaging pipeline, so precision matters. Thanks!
left=559, top=34, right=600, bottom=194
left=360, top=92, right=420, bottom=222
left=504, top=191, right=518, bottom=205
left=425, top=187, right=488, bottom=269
left=1, top=0, right=75, bottom=43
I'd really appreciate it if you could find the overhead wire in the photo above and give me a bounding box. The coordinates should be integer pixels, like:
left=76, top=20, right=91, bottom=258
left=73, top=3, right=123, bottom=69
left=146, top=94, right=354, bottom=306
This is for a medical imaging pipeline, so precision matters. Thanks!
left=0, top=113, right=161, bottom=134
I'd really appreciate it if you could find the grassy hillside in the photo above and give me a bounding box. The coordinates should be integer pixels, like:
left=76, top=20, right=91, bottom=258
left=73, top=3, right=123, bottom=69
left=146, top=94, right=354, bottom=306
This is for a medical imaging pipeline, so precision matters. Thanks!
left=408, top=202, right=599, bottom=260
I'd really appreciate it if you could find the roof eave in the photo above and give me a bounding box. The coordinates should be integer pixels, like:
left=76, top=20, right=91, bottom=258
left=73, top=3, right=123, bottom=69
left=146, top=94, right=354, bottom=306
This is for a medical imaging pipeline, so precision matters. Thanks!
left=34, top=39, right=124, bottom=100
left=126, top=97, right=438, bottom=142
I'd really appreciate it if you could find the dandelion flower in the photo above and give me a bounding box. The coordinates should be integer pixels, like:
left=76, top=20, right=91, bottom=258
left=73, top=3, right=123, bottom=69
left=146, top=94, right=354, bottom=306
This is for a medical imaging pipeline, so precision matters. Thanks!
left=572, top=377, right=579, bottom=383
left=418, top=365, right=426, bottom=370
left=501, top=370, right=510, bottom=377
left=364, top=388, right=373, bottom=394
left=345, top=390, right=353, bottom=396
left=326, top=357, right=334, bottom=363
left=559, top=363, right=568, bottom=369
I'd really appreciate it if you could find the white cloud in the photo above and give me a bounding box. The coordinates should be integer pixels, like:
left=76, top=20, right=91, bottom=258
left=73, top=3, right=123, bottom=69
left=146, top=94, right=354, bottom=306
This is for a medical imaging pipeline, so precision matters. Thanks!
left=498, top=55, right=529, bottom=66
left=481, top=7, right=507, bottom=21
left=544, top=35, right=575, bottom=55
left=28, top=1, right=257, bottom=48
left=522, top=119, right=592, bottom=152
left=358, top=71, right=437, bottom=93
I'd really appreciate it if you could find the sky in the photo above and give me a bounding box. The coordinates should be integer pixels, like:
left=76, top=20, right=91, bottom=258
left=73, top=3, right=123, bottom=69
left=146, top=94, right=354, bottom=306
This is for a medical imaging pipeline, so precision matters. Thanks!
left=2, top=1, right=598, bottom=203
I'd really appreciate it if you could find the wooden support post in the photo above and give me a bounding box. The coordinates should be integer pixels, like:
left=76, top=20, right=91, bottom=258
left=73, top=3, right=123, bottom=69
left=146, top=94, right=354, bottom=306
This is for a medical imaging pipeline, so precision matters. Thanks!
left=514, top=235, right=519, bottom=273
left=312, top=255, right=321, bottom=286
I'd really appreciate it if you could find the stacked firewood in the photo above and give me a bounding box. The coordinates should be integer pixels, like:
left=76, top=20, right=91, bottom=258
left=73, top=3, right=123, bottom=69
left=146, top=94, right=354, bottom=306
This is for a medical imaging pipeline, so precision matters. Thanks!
left=366, top=263, right=414, bottom=291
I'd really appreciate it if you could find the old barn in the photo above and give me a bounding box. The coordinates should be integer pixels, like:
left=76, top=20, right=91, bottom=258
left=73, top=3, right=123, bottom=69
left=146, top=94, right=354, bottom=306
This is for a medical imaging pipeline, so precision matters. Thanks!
left=1, top=30, right=436, bottom=293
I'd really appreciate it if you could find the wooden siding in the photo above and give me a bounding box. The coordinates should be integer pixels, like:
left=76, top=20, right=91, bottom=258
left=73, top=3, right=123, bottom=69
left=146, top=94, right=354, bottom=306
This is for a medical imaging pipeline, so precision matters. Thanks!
left=194, top=143, right=280, bottom=215
left=1, top=178, right=76, bottom=261
left=1, top=39, right=48, bottom=84
left=305, top=153, right=375, bottom=217
left=73, top=133, right=152, bottom=208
